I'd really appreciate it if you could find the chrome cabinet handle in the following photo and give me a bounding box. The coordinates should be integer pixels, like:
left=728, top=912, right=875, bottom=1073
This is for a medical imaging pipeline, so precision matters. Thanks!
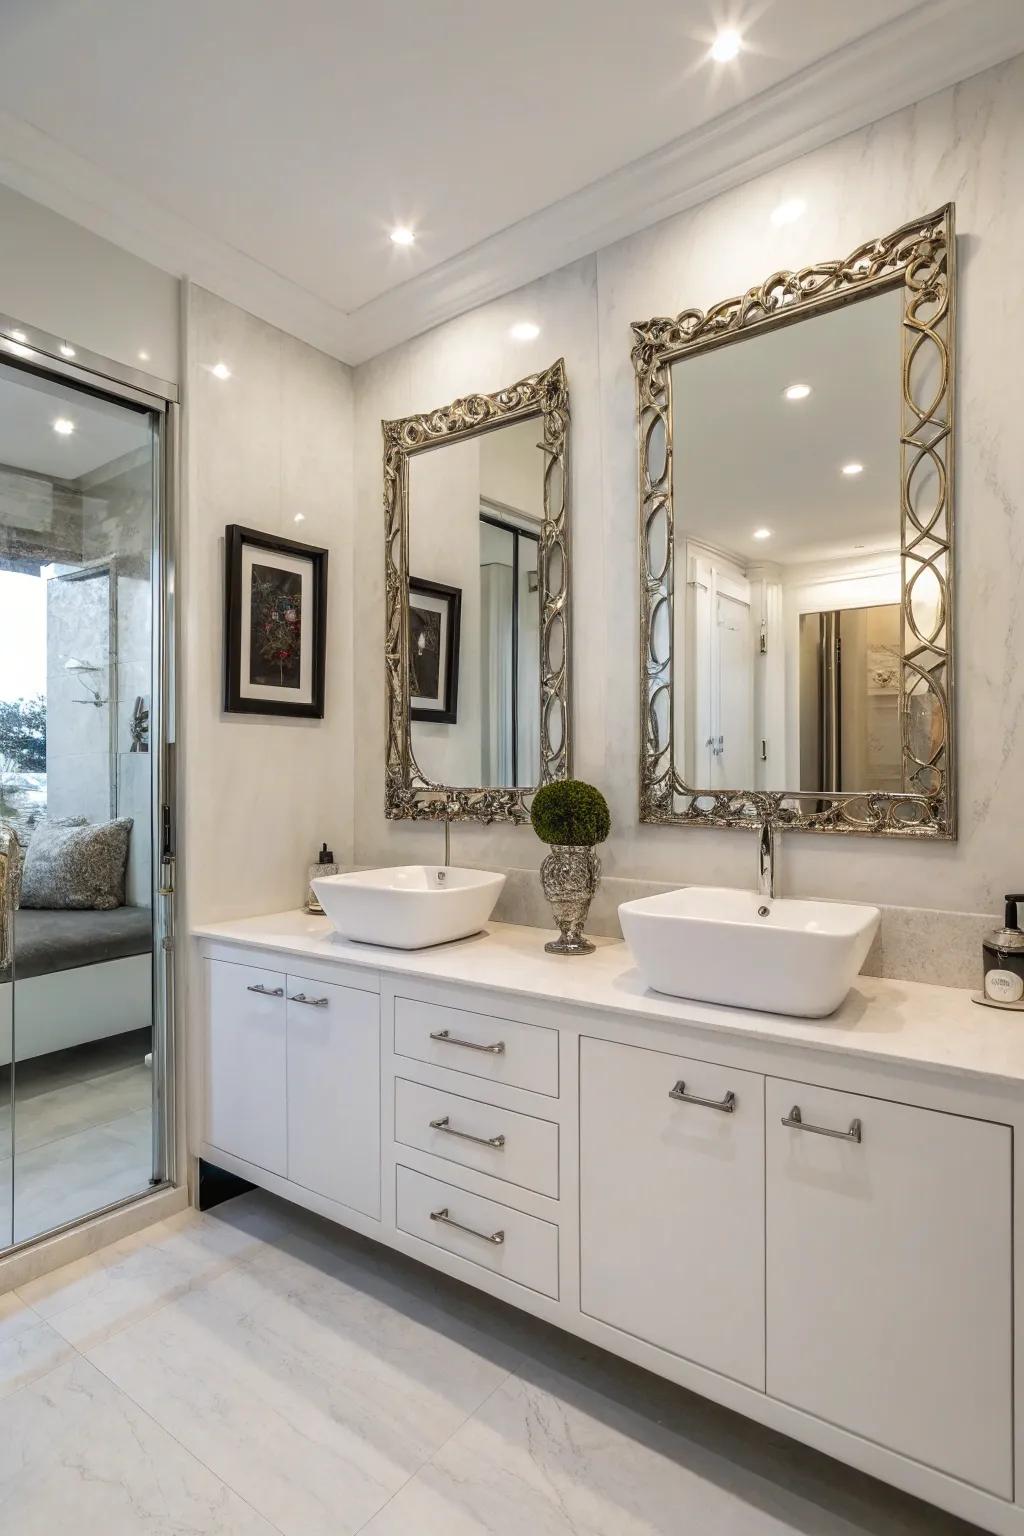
left=289, top=992, right=328, bottom=1007
left=247, top=983, right=284, bottom=997
left=669, top=1080, right=737, bottom=1113
left=782, top=1105, right=862, bottom=1143
left=429, top=1115, right=506, bottom=1149
left=429, top=1206, right=505, bottom=1245
left=429, top=1028, right=505, bottom=1055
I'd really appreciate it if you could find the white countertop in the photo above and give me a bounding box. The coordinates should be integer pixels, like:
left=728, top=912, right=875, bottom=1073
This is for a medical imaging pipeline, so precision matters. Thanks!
left=193, top=909, right=1024, bottom=1090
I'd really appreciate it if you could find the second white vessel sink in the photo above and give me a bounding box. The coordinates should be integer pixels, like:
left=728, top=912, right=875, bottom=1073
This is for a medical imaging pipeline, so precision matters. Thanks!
left=619, top=885, right=880, bottom=1018
left=313, top=865, right=505, bottom=950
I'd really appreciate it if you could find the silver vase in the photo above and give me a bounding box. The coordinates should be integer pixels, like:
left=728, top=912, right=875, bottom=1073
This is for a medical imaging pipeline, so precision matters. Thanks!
left=540, top=844, right=601, bottom=956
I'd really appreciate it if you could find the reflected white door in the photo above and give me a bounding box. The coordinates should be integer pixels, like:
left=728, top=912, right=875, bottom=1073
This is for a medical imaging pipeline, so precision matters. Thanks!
left=713, top=592, right=753, bottom=787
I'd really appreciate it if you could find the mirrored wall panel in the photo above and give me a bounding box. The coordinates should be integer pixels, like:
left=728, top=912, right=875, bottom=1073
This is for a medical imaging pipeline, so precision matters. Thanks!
left=384, top=360, right=571, bottom=823
left=635, top=207, right=955, bottom=837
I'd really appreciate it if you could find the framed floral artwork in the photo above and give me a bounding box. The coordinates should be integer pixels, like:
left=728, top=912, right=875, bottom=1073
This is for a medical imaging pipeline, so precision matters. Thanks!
left=224, top=525, right=328, bottom=717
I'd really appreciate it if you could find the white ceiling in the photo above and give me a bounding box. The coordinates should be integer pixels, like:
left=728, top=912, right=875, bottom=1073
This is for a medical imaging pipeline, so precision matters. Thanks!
left=0, top=364, right=149, bottom=479
left=0, top=0, right=1022, bottom=363
left=674, top=289, right=904, bottom=567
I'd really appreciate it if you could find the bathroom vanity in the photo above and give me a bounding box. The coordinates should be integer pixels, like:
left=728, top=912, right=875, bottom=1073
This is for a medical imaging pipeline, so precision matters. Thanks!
left=194, top=911, right=1024, bottom=1536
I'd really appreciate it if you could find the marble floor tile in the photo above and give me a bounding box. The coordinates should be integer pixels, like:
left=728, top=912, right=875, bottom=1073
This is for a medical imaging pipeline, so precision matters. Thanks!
left=361, top=1338, right=981, bottom=1536
left=0, top=1289, right=75, bottom=1400
left=0, top=1355, right=279, bottom=1534
left=17, top=1202, right=272, bottom=1349
left=87, top=1225, right=523, bottom=1536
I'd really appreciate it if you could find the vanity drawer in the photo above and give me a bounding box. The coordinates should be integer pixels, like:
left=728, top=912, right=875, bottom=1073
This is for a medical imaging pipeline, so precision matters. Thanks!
left=393, top=995, right=559, bottom=1097
left=396, top=1165, right=559, bottom=1298
left=395, top=1077, right=559, bottom=1198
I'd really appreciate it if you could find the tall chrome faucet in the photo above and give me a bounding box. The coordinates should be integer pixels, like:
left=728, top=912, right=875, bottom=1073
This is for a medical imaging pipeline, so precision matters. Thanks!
left=757, top=821, right=777, bottom=902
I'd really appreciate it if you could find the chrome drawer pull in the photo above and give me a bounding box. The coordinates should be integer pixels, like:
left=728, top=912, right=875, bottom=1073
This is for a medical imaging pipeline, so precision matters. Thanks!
left=429, top=1028, right=505, bottom=1055
left=783, top=1105, right=862, bottom=1143
left=247, top=983, right=284, bottom=997
left=429, top=1115, right=506, bottom=1149
left=669, top=1080, right=736, bottom=1113
left=289, top=992, right=328, bottom=1007
left=429, top=1206, right=505, bottom=1245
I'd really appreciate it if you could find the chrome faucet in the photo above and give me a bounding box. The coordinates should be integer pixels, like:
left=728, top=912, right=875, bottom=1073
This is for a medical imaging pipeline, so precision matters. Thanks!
left=757, top=821, right=777, bottom=902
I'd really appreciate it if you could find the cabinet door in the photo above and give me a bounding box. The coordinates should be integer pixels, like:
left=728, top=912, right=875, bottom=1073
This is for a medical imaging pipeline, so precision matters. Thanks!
left=580, top=1037, right=765, bottom=1389
left=206, top=959, right=287, bottom=1175
left=286, top=974, right=380, bottom=1218
left=766, top=1077, right=1012, bottom=1498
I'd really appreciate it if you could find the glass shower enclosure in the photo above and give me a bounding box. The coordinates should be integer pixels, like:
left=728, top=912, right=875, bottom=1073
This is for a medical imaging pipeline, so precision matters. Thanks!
left=0, top=328, right=175, bottom=1252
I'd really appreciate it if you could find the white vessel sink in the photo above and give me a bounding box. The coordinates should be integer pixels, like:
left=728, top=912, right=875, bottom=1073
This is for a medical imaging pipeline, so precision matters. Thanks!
left=313, top=865, right=505, bottom=950
left=619, top=886, right=880, bottom=1018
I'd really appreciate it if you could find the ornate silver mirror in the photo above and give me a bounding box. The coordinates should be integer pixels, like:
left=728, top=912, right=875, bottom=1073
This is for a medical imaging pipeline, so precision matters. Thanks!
left=384, top=359, right=571, bottom=822
left=634, top=206, right=955, bottom=837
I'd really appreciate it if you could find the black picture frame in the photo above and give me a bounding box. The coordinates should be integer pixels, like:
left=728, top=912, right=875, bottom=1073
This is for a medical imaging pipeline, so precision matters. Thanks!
left=224, top=524, right=328, bottom=718
left=409, top=577, right=461, bottom=724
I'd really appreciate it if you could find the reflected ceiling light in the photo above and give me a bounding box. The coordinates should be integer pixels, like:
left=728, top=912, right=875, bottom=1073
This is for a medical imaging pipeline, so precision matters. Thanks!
left=294, top=513, right=306, bottom=523
left=753, top=527, right=773, bottom=540
left=783, top=383, right=811, bottom=401
left=9, top=329, right=27, bottom=344
left=389, top=225, right=415, bottom=246
left=60, top=343, right=76, bottom=358
left=841, top=461, right=864, bottom=476
left=138, top=350, right=150, bottom=362
left=709, top=28, right=742, bottom=62
left=771, top=198, right=806, bottom=227
left=211, top=361, right=232, bottom=380
left=53, top=417, right=75, bottom=436
left=510, top=321, right=540, bottom=341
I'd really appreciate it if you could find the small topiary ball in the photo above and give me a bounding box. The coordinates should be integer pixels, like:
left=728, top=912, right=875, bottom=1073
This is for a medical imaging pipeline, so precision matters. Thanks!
left=530, top=780, right=611, bottom=847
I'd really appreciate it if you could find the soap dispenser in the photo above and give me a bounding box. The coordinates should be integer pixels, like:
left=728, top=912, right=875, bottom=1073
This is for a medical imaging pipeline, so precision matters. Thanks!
left=306, top=841, right=339, bottom=915
left=975, top=895, right=1024, bottom=1009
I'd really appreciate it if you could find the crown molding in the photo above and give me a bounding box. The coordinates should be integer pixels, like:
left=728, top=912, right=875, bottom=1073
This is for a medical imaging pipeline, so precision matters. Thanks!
left=1, top=0, right=1022, bottom=367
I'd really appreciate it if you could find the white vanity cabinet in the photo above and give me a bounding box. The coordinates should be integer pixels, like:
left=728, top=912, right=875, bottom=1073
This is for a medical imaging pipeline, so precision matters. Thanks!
left=579, top=1036, right=765, bottom=1389
left=765, top=1076, right=1013, bottom=1499
left=205, top=957, right=381, bottom=1216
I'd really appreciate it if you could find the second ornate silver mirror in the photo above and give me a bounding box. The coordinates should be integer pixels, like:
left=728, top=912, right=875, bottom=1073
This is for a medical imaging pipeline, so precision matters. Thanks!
left=384, top=359, right=571, bottom=822
left=634, top=206, right=956, bottom=837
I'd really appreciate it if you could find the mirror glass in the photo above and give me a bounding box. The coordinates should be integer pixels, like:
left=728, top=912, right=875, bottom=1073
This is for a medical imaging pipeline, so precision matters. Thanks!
left=407, top=415, right=544, bottom=789
left=669, top=286, right=937, bottom=799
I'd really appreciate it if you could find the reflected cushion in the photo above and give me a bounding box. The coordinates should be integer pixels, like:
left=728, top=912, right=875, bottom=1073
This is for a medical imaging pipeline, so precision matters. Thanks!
left=20, top=817, right=134, bottom=911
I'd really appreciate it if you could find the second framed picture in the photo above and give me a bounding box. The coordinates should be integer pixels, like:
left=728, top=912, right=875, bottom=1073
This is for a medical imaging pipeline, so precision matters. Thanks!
left=409, top=577, right=461, bottom=724
left=224, top=524, right=328, bottom=718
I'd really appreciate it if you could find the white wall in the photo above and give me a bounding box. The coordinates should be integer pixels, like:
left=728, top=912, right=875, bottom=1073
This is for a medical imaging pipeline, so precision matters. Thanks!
left=352, top=55, right=1024, bottom=918
left=181, top=283, right=354, bottom=922
left=0, top=184, right=179, bottom=382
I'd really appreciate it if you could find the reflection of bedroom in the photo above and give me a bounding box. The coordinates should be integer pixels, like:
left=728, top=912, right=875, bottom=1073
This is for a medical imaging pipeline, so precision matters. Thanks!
left=670, top=291, right=934, bottom=797
left=0, top=362, right=154, bottom=1246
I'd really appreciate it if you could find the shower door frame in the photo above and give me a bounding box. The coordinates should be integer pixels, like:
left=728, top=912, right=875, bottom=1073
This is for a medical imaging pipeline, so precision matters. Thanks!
left=0, top=316, right=179, bottom=1245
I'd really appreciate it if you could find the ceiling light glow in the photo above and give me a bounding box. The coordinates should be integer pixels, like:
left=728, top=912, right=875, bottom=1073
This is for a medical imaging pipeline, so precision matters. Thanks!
left=53, top=417, right=75, bottom=436
left=710, top=28, right=742, bottom=62
left=771, top=198, right=806, bottom=228
left=60, top=343, right=76, bottom=358
left=753, top=528, right=773, bottom=540
left=211, top=361, right=232, bottom=380
left=294, top=513, right=306, bottom=523
left=138, top=350, right=150, bottom=362
left=510, top=321, right=540, bottom=342
left=389, top=226, right=415, bottom=247
left=842, top=462, right=864, bottom=476
left=783, top=383, right=811, bottom=401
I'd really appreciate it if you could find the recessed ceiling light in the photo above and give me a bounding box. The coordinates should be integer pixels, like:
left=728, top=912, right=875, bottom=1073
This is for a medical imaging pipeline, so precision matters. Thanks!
left=753, top=528, right=773, bottom=540
left=59, top=343, right=76, bottom=358
left=509, top=321, right=540, bottom=342
left=53, top=417, right=75, bottom=436
left=709, top=28, right=742, bottom=62
left=294, top=513, right=306, bottom=524
left=137, top=350, right=150, bottom=362
left=841, top=462, right=864, bottom=476
left=771, top=198, right=806, bottom=228
left=211, top=361, right=232, bottom=380
left=10, top=329, right=28, bottom=344
left=783, top=383, right=811, bottom=401
left=389, top=226, right=415, bottom=247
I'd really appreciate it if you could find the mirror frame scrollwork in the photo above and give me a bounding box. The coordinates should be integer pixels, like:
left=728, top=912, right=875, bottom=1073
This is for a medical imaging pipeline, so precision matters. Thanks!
left=633, top=205, right=956, bottom=838
left=383, top=358, right=571, bottom=823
